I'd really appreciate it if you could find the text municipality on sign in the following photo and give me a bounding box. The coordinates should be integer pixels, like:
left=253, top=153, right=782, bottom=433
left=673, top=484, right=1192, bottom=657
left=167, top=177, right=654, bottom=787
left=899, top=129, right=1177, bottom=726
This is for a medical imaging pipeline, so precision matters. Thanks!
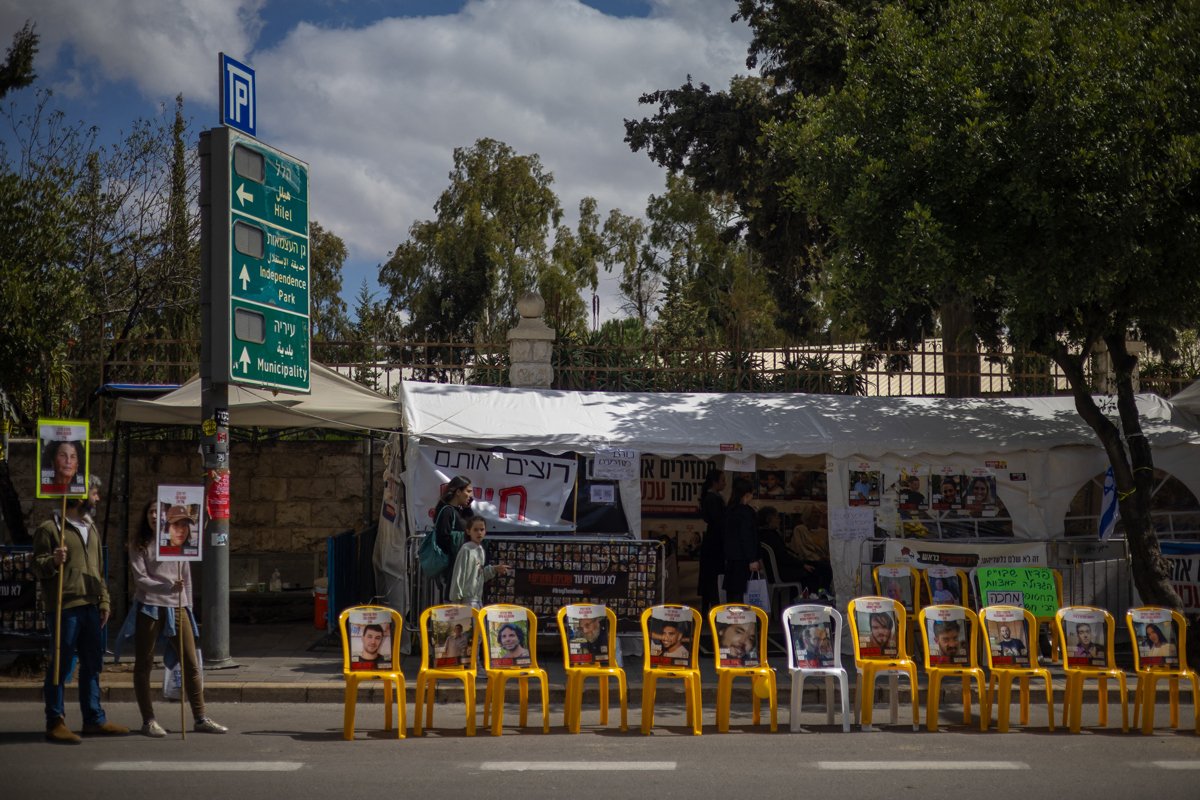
left=225, top=130, right=311, bottom=392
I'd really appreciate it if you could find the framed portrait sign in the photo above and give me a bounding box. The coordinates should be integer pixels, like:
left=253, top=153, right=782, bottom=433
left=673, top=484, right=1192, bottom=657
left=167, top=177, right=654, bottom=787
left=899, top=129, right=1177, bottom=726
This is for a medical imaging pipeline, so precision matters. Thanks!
left=564, top=603, right=609, bottom=665
left=925, top=606, right=970, bottom=666
left=647, top=606, right=694, bottom=668
left=431, top=605, right=475, bottom=668
left=854, top=597, right=899, bottom=659
left=1129, top=607, right=1179, bottom=669
left=1062, top=608, right=1108, bottom=668
left=714, top=605, right=760, bottom=667
left=486, top=608, right=532, bottom=668
left=36, top=419, right=89, bottom=499
left=983, top=607, right=1031, bottom=667
left=789, top=608, right=836, bottom=669
left=347, top=608, right=393, bottom=671
left=156, top=484, right=204, bottom=562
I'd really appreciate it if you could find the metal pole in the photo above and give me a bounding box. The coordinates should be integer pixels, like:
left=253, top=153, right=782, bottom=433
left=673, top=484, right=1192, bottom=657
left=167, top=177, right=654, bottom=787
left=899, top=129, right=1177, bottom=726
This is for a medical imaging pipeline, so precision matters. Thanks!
left=199, top=128, right=236, bottom=668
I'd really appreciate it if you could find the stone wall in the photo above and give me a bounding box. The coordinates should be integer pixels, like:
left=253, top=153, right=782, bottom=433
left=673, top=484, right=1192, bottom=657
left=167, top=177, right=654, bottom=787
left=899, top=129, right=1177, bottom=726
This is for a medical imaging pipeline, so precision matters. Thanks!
left=4, top=438, right=384, bottom=557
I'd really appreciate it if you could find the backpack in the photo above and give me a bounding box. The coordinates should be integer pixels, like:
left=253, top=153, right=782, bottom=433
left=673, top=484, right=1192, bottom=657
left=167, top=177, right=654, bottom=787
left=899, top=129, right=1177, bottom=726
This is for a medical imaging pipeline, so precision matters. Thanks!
left=418, top=506, right=464, bottom=578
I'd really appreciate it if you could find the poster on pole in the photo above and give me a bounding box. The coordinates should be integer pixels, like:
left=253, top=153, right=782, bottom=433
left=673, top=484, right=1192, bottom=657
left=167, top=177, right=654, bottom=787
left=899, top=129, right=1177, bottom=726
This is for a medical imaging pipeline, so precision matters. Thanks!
left=156, top=485, right=204, bottom=562
left=35, top=419, right=89, bottom=499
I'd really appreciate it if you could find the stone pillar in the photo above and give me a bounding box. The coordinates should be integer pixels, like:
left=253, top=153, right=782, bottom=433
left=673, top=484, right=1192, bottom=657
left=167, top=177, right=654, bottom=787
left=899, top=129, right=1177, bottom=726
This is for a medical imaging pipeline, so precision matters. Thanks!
left=507, top=292, right=555, bottom=388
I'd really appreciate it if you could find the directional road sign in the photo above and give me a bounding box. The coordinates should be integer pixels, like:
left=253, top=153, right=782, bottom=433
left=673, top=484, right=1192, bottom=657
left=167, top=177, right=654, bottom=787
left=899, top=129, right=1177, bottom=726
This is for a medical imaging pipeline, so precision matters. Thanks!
left=207, top=126, right=311, bottom=393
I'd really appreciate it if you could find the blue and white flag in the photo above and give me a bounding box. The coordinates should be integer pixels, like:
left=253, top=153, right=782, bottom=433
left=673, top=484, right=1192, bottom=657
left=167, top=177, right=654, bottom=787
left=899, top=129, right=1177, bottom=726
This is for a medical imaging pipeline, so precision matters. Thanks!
left=1098, top=466, right=1120, bottom=540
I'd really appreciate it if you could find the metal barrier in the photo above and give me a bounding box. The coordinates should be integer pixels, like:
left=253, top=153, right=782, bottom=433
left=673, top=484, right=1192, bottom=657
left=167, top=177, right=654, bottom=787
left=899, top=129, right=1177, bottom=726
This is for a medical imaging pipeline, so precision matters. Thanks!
left=404, top=533, right=665, bottom=637
left=855, top=537, right=1133, bottom=620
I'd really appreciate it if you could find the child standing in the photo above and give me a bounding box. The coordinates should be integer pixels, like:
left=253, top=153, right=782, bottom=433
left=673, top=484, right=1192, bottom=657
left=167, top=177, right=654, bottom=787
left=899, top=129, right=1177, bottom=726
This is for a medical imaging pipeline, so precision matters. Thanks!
left=449, top=516, right=511, bottom=608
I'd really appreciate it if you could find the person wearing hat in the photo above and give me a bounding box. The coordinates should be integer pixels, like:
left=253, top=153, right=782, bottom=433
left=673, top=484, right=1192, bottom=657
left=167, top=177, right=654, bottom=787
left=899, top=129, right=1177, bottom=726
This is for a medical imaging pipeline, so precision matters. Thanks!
left=32, top=475, right=129, bottom=743
left=163, top=505, right=197, bottom=549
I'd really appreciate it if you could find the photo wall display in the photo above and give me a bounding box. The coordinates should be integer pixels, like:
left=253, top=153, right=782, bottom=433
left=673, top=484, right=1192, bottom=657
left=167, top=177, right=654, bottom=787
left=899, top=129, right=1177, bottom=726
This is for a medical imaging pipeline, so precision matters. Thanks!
left=0, top=550, right=43, bottom=636
left=484, top=539, right=661, bottom=621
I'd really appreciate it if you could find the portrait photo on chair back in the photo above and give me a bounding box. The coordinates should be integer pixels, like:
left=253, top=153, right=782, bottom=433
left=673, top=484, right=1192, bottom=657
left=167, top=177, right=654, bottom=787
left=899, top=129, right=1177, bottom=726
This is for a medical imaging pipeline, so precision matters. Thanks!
left=348, top=610, right=392, bottom=671
left=790, top=612, right=835, bottom=669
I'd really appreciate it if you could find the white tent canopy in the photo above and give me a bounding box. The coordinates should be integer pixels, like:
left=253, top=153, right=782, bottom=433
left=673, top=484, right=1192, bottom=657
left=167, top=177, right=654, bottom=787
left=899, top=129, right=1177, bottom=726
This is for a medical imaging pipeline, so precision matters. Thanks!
left=115, top=362, right=399, bottom=431
left=400, top=381, right=1200, bottom=458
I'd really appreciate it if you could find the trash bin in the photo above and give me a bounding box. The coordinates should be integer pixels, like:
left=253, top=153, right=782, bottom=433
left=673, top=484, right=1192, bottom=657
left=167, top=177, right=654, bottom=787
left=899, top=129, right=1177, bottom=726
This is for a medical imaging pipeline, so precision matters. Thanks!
left=313, top=578, right=329, bottom=630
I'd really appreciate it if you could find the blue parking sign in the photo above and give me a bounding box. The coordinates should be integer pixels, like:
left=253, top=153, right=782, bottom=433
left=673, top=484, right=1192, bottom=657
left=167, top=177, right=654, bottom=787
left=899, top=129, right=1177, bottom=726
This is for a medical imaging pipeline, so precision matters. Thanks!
left=220, top=53, right=256, bottom=137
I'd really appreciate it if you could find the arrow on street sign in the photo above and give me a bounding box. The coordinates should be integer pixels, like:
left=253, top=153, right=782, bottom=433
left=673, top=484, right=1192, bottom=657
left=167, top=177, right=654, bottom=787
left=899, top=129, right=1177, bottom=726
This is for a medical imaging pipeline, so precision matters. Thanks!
left=238, top=347, right=251, bottom=372
left=236, top=183, right=253, bottom=206
left=239, top=265, right=250, bottom=291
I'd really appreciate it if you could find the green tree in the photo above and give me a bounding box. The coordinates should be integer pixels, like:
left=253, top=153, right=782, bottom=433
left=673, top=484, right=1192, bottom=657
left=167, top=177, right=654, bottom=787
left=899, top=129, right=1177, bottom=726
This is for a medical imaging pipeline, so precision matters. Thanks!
left=544, top=197, right=602, bottom=338
left=308, top=220, right=350, bottom=341
left=378, top=138, right=562, bottom=343
left=776, top=0, right=1200, bottom=611
left=0, top=21, right=37, bottom=98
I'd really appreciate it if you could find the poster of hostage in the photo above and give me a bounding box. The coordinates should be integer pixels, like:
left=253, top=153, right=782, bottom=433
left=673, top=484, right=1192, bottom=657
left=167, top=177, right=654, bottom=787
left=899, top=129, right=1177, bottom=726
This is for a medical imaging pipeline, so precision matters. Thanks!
left=36, top=419, right=89, bottom=499
left=347, top=609, right=393, bottom=670
left=156, top=484, right=204, bottom=562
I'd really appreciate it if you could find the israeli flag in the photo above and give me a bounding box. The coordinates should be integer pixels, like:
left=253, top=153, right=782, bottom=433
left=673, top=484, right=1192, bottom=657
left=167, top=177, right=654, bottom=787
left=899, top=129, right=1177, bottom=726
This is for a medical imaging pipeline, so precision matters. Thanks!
left=1098, top=466, right=1120, bottom=540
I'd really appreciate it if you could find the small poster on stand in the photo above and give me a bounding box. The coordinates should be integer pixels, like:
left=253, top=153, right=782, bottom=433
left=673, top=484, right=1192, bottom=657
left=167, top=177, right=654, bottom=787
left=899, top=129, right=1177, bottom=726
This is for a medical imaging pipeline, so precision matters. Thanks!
left=1129, top=607, right=1179, bottom=668
left=156, top=485, right=204, bottom=562
left=486, top=608, right=532, bottom=667
left=347, top=608, right=392, bottom=670
left=565, top=604, right=609, bottom=665
left=431, top=605, right=474, bottom=668
left=647, top=606, right=693, bottom=668
left=36, top=419, right=89, bottom=499
left=714, top=605, right=760, bottom=667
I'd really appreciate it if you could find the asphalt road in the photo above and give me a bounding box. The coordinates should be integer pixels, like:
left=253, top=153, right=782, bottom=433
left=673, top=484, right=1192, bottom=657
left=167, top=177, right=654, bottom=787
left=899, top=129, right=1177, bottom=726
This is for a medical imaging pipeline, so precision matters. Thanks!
left=2, top=701, right=1196, bottom=800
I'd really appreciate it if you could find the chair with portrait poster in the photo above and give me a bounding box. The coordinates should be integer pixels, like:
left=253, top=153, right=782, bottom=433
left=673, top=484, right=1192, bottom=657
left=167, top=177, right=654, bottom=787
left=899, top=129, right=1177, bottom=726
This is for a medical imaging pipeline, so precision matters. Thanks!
left=708, top=604, right=777, bottom=733
left=640, top=604, right=703, bottom=735
left=782, top=603, right=850, bottom=732
left=338, top=605, right=406, bottom=740
left=918, top=605, right=988, bottom=732
left=1055, top=606, right=1128, bottom=734
left=847, top=596, right=919, bottom=730
left=414, top=604, right=479, bottom=736
left=1126, top=606, right=1198, bottom=735
left=979, top=605, right=1053, bottom=732
left=556, top=604, right=628, bottom=734
left=872, top=564, right=921, bottom=657
left=479, top=604, right=550, bottom=736
left=921, top=566, right=970, bottom=610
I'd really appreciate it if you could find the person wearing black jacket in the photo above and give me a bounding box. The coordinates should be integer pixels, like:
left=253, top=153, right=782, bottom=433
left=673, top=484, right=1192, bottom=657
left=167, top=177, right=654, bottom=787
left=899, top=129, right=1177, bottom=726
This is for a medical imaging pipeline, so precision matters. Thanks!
left=722, top=477, right=762, bottom=604
left=697, top=468, right=726, bottom=616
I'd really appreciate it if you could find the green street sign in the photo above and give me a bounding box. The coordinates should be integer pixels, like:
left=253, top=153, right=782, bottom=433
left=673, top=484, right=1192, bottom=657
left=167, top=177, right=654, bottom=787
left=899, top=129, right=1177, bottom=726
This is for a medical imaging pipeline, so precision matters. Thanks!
left=220, top=129, right=311, bottom=393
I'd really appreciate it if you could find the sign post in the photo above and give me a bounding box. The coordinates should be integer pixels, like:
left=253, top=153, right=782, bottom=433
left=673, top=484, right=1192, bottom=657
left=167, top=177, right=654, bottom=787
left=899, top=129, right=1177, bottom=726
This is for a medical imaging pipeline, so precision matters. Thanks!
left=200, top=52, right=310, bottom=668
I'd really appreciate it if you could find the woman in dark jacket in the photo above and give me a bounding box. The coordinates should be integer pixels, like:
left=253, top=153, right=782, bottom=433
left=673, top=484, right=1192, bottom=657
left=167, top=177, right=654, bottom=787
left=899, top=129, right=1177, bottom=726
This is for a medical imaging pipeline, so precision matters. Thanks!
left=722, top=477, right=762, bottom=604
left=697, top=467, right=726, bottom=615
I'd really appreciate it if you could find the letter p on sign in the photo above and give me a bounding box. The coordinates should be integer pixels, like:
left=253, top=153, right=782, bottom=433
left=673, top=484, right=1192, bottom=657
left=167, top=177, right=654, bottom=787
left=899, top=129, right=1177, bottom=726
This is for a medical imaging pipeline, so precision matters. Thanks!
left=221, top=53, right=256, bottom=137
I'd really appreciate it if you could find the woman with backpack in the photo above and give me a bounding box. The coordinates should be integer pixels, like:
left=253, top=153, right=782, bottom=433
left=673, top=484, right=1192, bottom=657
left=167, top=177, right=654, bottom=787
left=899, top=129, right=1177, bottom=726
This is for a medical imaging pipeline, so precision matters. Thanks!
left=429, top=476, right=474, bottom=592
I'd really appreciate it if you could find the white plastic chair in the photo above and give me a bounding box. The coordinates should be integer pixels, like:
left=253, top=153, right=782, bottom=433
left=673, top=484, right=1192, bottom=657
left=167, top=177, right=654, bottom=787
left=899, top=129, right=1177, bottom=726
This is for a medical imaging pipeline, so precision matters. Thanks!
left=782, top=604, right=851, bottom=732
left=760, top=543, right=804, bottom=612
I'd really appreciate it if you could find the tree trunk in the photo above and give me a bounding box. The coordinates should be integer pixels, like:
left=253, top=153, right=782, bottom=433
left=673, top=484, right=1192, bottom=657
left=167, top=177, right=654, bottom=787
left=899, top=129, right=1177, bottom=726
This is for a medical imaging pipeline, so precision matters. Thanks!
left=939, top=299, right=980, bottom=398
left=1052, top=339, right=1188, bottom=656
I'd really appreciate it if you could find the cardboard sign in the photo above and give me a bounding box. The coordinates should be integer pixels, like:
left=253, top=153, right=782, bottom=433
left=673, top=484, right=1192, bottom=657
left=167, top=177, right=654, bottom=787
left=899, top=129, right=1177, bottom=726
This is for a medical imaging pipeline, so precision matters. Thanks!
left=975, top=567, right=1059, bottom=617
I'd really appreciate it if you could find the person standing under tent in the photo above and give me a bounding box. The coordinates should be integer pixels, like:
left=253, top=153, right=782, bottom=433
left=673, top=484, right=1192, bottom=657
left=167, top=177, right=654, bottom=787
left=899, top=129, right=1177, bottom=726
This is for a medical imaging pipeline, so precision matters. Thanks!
left=697, top=467, right=726, bottom=616
left=722, top=477, right=762, bottom=604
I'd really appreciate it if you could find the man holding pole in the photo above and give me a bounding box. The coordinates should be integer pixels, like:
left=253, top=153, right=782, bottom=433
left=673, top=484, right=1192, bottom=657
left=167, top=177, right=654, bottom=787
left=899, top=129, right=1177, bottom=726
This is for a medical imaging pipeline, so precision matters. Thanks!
left=32, top=474, right=128, bottom=743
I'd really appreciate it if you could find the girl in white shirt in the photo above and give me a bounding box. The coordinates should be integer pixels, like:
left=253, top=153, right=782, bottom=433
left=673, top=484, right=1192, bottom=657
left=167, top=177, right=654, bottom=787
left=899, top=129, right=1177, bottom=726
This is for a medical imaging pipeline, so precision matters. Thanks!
left=449, top=516, right=510, bottom=608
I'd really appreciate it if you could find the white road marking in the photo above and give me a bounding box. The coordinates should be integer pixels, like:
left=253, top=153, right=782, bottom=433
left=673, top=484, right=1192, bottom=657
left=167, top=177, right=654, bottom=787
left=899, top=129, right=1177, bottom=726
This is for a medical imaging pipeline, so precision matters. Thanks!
left=1149, top=761, right=1200, bottom=770
left=480, top=762, right=677, bottom=771
left=96, top=761, right=304, bottom=772
left=819, top=761, right=1029, bottom=771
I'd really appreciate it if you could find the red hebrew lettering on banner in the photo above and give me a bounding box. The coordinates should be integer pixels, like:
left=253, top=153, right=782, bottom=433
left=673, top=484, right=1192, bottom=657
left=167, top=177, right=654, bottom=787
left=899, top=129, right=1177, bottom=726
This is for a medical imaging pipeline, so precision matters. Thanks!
left=207, top=468, right=231, bottom=520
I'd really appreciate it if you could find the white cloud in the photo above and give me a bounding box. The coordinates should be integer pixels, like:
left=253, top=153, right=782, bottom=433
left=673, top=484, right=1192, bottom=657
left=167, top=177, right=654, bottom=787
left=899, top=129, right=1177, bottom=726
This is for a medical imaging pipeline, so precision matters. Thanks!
left=2, top=0, right=754, bottom=318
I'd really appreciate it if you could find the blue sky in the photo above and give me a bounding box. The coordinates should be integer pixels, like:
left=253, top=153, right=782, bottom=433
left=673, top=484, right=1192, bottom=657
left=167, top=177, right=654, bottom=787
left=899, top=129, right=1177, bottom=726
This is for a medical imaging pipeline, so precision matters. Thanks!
left=0, top=1, right=752, bottom=322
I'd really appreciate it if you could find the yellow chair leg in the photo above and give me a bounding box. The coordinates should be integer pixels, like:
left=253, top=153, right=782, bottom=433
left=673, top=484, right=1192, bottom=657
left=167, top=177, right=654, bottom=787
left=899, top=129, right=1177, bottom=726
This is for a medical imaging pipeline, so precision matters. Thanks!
left=641, top=675, right=656, bottom=734
left=343, top=679, right=357, bottom=740
left=396, top=678, right=407, bottom=739
left=600, top=678, right=610, bottom=726
left=541, top=676, right=550, bottom=733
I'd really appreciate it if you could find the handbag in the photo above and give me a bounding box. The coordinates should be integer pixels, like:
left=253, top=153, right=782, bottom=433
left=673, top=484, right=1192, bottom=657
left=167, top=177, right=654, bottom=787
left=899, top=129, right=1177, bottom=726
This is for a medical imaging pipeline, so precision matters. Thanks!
left=163, top=648, right=203, bottom=700
left=418, top=506, right=464, bottom=578
left=745, top=571, right=771, bottom=614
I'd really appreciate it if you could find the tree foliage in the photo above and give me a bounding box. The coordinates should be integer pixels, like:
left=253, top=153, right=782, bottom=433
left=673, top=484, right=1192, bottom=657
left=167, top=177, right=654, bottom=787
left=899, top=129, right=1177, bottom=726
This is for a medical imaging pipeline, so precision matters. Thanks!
left=0, top=21, right=37, bottom=98
left=308, top=220, right=350, bottom=341
left=775, top=0, right=1200, bottom=609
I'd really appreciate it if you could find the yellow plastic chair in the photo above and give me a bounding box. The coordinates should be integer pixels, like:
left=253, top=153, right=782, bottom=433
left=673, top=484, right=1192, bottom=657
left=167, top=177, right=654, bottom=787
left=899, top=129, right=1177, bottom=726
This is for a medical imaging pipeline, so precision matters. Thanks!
left=338, top=605, right=406, bottom=740
left=709, top=604, right=777, bottom=733
left=557, top=604, right=628, bottom=733
left=873, top=564, right=921, bottom=656
left=1055, top=606, right=1128, bottom=734
left=980, top=605, right=1053, bottom=732
left=782, top=603, right=851, bottom=732
left=1126, top=606, right=1198, bottom=735
left=480, top=604, right=550, bottom=736
left=415, top=604, right=479, bottom=736
left=847, top=596, right=919, bottom=730
left=921, top=566, right=970, bottom=609
left=918, top=605, right=988, bottom=732
left=640, top=604, right=703, bottom=735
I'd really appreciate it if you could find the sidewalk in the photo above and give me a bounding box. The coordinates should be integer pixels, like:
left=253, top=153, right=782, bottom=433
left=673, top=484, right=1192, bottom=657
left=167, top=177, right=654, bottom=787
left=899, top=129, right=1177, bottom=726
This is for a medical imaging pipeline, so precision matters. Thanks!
left=0, top=622, right=1177, bottom=712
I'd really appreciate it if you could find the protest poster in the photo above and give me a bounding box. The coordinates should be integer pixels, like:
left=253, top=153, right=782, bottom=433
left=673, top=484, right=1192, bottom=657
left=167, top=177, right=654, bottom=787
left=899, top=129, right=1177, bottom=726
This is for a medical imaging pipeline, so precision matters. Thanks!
left=974, top=567, right=1059, bottom=617
left=430, top=605, right=474, bottom=668
left=36, top=419, right=89, bottom=499
left=486, top=607, right=532, bottom=668
left=714, top=605, right=760, bottom=667
left=347, top=608, right=393, bottom=671
left=982, top=606, right=1031, bottom=667
left=156, top=485, right=204, bottom=562
left=564, top=603, right=609, bottom=665
left=647, top=605, right=694, bottom=668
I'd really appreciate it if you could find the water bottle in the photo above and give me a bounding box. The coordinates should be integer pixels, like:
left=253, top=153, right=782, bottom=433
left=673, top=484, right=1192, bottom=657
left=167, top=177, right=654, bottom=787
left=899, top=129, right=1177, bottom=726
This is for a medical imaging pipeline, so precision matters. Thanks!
left=269, top=568, right=282, bottom=592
